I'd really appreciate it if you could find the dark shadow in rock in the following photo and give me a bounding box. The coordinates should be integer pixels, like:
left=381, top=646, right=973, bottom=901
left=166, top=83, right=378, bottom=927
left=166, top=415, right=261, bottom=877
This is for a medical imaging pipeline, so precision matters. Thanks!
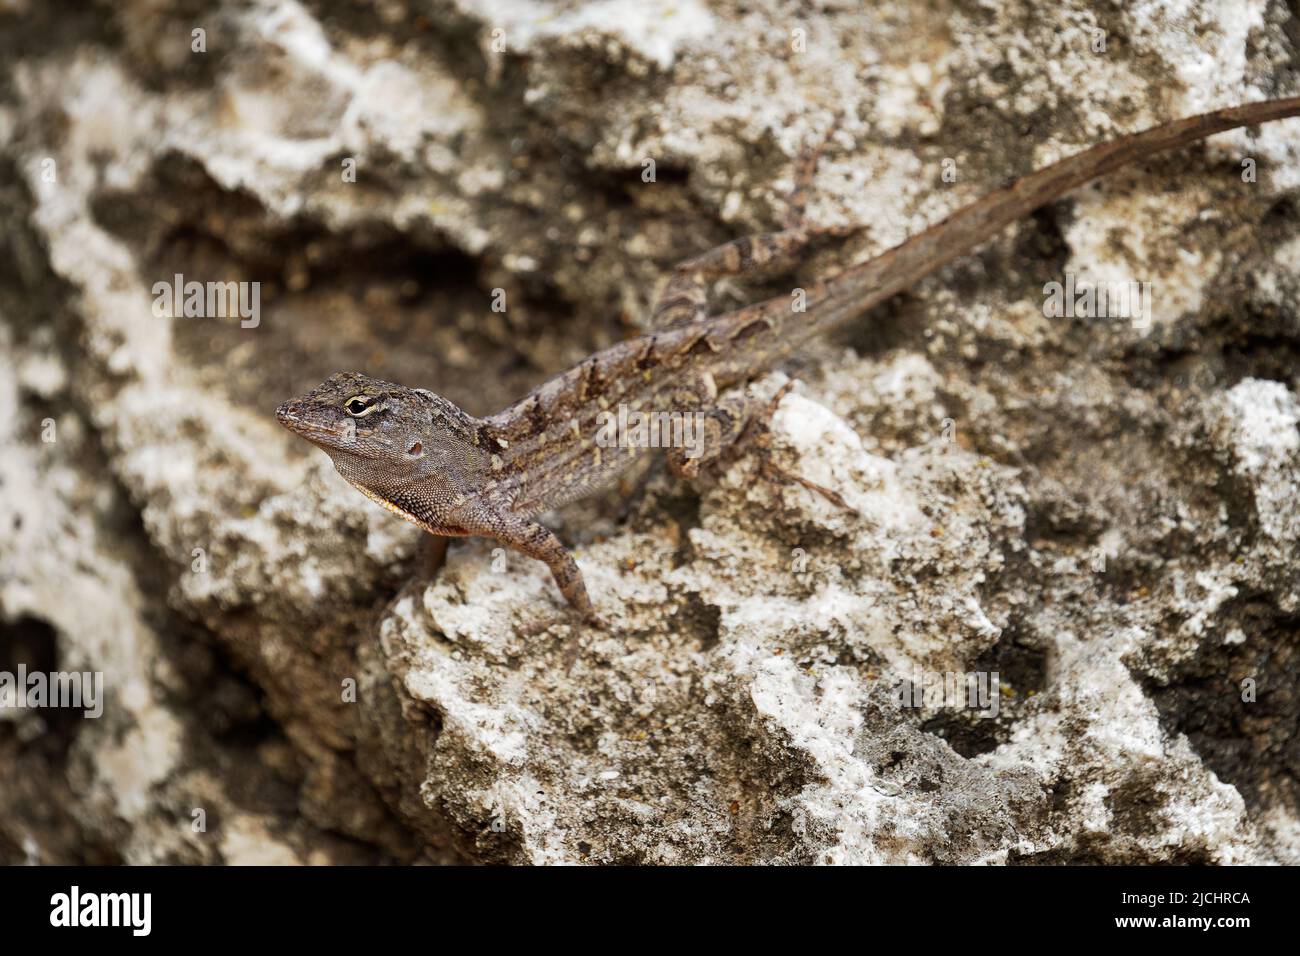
left=919, top=624, right=1047, bottom=758
left=1141, top=593, right=1300, bottom=817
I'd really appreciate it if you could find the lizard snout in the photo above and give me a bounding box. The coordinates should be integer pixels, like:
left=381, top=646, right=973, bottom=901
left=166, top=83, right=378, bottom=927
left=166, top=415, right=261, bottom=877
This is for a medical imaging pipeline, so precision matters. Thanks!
left=276, top=398, right=351, bottom=447
left=276, top=400, right=314, bottom=433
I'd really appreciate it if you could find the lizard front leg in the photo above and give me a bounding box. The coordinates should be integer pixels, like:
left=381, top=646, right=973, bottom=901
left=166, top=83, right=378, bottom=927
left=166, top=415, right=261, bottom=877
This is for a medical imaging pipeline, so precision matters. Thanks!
left=462, top=505, right=601, bottom=625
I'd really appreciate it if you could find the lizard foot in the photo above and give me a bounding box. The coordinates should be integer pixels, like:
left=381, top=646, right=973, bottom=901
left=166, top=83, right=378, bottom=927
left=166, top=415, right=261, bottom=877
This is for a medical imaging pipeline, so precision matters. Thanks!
left=759, top=455, right=859, bottom=515
left=745, top=381, right=859, bottom=515
left=666, top=381, right=857, bottom=516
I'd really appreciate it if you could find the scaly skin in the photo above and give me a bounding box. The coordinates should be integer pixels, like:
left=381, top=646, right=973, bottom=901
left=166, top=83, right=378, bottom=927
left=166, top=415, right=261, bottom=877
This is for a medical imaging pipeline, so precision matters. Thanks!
left=277, top=97, right=1300, bottom=623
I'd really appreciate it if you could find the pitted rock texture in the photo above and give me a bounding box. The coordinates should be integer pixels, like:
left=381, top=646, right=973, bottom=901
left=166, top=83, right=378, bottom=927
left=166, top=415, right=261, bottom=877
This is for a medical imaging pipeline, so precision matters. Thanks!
left=1, top=0, right=1298, bottom=864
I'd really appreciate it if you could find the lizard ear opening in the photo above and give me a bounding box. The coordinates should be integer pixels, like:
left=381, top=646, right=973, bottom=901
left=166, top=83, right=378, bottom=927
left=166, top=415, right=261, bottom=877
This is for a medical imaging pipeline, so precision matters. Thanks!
left=406, top=441, right=424, bottom=458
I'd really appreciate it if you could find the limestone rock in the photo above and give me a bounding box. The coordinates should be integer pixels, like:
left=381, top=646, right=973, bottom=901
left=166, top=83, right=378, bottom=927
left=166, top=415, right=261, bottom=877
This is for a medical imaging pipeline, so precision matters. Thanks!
left=1, top=0, right=1297, bottom=864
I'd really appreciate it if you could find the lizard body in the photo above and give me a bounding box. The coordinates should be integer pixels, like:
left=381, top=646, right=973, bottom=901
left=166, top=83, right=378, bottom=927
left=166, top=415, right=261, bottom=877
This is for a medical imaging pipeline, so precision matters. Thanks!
left=277, top=97, right=1300, bottom=622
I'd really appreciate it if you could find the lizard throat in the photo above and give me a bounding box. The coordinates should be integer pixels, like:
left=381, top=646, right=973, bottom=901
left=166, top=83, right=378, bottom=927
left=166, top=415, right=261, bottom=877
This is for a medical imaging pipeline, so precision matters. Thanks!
left=340, top=475, right=469, bottom=538
left=346, top=478, right=425, bottom=529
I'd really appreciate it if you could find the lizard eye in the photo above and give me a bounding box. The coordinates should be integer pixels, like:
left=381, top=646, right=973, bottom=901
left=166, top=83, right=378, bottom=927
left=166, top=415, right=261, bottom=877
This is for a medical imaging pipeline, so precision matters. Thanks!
left=344, top=396, right=373, bottom=416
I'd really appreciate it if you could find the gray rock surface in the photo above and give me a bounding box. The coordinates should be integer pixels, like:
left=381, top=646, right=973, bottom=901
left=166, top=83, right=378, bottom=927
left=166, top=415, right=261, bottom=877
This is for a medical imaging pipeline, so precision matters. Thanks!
left=1, top=0, right=1297, bottom=864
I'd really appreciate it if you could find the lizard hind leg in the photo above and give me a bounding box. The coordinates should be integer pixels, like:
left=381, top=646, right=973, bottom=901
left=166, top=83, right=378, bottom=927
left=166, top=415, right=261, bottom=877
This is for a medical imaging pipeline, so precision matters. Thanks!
left=666, top=376, right=789, bottom=479
left=668, top=382, right=858, bottom=515
left=666, top=391, right=750, bottom=479
left=650, top=229, right=825, bottom=329
left=650, top=116, right=860, bottom=330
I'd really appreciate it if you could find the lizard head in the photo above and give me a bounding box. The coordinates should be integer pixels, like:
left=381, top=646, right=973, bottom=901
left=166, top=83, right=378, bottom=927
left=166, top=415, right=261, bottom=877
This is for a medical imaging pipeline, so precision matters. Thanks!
left=276, top=371, right=492, bottom=505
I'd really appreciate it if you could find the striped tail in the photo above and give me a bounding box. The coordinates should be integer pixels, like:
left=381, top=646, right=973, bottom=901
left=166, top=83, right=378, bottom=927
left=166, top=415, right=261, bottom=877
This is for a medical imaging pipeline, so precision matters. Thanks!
left=717, top=96, right=1300, bottom=371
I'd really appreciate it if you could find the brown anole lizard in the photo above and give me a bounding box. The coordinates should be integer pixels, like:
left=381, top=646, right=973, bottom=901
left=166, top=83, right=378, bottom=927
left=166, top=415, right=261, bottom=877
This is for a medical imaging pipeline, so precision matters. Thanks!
left=276, top=97, right=1300, bottom=624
